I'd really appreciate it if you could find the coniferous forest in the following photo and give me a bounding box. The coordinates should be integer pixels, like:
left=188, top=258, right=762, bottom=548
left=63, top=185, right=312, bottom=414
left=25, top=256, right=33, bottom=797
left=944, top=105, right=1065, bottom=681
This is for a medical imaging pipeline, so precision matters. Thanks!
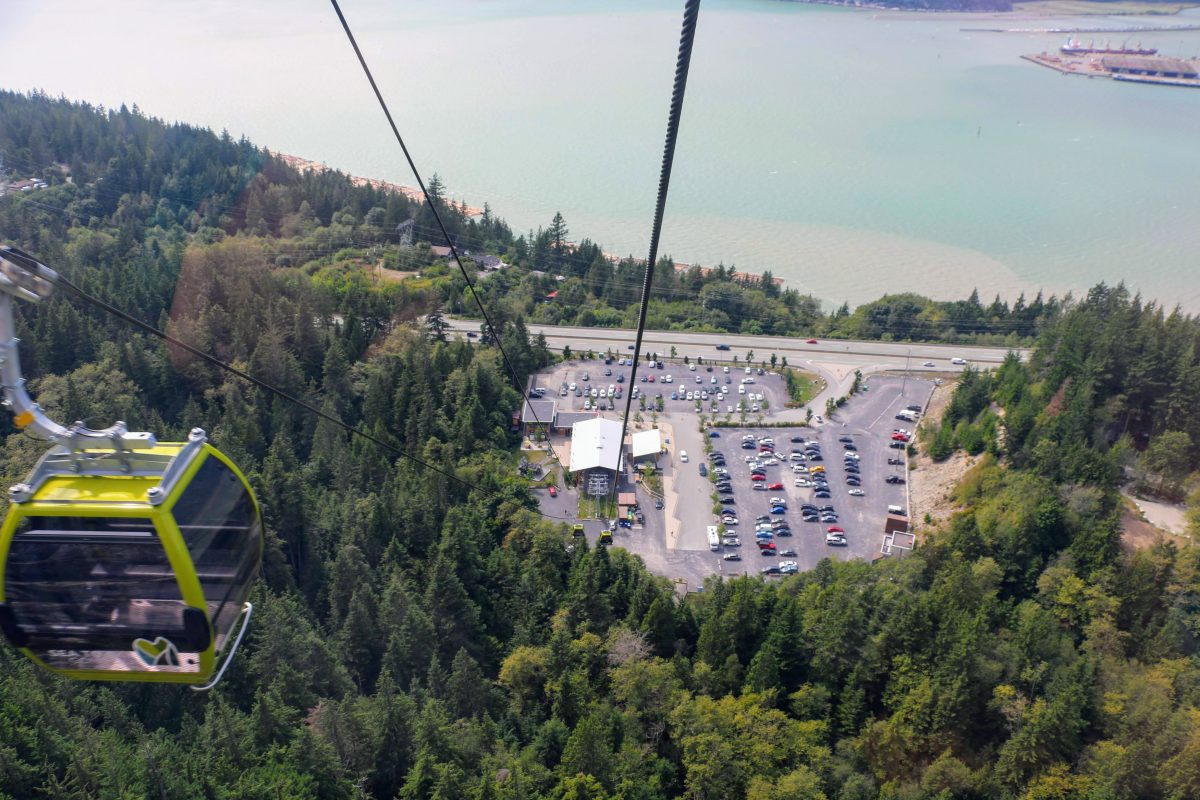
left=1, top=91, right=1199, bottom=800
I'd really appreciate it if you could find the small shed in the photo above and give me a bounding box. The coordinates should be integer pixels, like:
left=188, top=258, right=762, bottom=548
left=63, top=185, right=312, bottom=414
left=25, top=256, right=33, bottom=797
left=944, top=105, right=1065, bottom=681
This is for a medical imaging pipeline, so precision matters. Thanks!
left=630, top=429, right=663, bottom=463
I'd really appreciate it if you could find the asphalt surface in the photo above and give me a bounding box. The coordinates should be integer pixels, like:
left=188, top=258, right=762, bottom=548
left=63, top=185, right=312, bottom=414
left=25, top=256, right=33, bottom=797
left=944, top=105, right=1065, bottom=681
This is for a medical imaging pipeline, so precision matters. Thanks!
left=448, top=318, right=1021, bottom=369
left=535, top=360, right=789, bottom=419
left=538, top=373, right=933, bottom=586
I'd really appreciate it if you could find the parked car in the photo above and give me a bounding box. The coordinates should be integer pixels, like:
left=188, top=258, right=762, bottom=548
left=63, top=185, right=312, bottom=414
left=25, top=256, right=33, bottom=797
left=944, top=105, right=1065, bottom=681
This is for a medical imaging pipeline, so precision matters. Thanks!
left=885, top=475, right=906, bottom=484
left=751, top=474, right=766, bottom=481
left=761, top=565, right=781, bottom=574
left=826, top=533, right=847, bottom=546
left=848, top=488, right=865, bottom=496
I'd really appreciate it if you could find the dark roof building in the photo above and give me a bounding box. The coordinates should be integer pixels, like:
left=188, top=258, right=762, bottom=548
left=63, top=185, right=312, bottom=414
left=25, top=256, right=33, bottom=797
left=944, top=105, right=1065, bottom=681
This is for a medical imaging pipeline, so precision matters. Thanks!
left=1102, top=55, right=1198, bottom=78
left=521, top=399, right=556, bottom=428
left=554, top=411, right=598, bottom=431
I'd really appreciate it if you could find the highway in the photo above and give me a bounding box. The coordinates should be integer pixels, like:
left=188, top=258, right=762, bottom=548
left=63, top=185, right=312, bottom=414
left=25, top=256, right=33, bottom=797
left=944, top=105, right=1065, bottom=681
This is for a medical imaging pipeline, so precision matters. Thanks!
left=445, top=318, right=1022, bottom=373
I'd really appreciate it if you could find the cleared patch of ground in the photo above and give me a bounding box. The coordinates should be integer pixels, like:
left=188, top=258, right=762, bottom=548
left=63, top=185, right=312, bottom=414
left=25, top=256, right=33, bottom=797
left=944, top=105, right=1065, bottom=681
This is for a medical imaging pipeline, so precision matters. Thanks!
left=1119, top=494, right=1193, bottom=552
left=908, top=379, right=975, bottom=527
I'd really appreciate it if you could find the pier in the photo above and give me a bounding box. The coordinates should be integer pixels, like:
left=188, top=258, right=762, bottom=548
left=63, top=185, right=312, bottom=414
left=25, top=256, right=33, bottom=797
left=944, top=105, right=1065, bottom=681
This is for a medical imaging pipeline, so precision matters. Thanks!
left=1023, top=51, right=1200, bottom=88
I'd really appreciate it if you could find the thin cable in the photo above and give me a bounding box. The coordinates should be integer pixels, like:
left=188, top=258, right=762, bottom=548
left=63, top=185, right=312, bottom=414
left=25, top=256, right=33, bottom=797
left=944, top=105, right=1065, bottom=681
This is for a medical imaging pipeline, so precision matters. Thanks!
left=617, top=0, right=702, bottom=473
left=328, top=0, right=543, bottom=425
left=49, top=273, right=472, bottom=493
left=47, top=271, right=577, bottom=520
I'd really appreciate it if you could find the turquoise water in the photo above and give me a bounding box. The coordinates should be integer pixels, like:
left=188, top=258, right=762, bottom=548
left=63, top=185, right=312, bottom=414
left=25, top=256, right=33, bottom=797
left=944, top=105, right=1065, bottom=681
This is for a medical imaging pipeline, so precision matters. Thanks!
left=3, top=0, right=1199, bottom=308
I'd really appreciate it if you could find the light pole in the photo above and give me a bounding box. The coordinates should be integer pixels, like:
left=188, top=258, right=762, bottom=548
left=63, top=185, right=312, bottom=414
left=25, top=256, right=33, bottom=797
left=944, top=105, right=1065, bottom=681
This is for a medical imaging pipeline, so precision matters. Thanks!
left=902, top=347, right=911, bottom=396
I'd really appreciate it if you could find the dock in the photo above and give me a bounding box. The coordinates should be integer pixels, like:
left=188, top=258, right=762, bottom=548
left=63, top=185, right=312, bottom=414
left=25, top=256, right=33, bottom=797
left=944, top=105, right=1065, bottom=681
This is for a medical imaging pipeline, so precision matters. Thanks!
left=1022, top=51, right=1200, bottom=88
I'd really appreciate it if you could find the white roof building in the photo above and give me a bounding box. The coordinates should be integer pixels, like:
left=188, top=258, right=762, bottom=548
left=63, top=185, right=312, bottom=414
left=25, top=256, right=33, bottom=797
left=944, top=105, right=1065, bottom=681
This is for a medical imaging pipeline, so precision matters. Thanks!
left=630, top=429, right=663, bottom=460
left=569, top=418, right=624, bottom=473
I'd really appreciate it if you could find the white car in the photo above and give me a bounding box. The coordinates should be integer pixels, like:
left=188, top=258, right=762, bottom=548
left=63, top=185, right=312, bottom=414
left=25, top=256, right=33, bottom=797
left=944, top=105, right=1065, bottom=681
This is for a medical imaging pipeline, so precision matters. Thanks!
left=923, top=361, right=935, bottom=367
left=951, top=357, right=967, bottom=365
left=779, top=560, right=798, bottom=570
left=760, top=438, right=774, bottom=445
left=711, top=376, right=718, bottom=384
left=689, top=363, right=697, bottom=371
left=795, top=478, right=811, bottom=487
left=790, top=453, right=805, bottom=462
left=848, top=488, right=865, bottom=496
left=727, top=405, right=734, bottom=413
left=751, top=404, right=760, bottom=412
left=752, top=483, right=768, bottom=491
left=723, top=366, right=730, bottom=373
left=792, top=464, right=808, bottom=473
left=844, top=452, right=860, bottom=460
left=664, top=375, right=673, bottom=383
left=744, top=366, right=752, bottom=374
left=769, top=497, right=786, bottom=506
left=761, top=457, right=778, bottom=466
left=747, top=461, right=762, bottom=469
left=686, top=391, right=694, bottom=400
left=569, top=382, right=577, bottom=391
left=701, top=391, right=709, bottom=400
left=722, top=516, right=739, bottom=525
left=722, top=536, right=740, bottom=546
left=695, top=375, right=702, bottom=383
left=742, top=434, right=756, bottom=442
left=583, top=399, right=592, bottom=410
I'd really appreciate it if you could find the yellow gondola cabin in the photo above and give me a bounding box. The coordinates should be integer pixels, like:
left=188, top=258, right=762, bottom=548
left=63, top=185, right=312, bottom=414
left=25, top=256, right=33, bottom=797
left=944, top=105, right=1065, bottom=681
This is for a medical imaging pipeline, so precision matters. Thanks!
left=0, top=431, right=262, bottom=686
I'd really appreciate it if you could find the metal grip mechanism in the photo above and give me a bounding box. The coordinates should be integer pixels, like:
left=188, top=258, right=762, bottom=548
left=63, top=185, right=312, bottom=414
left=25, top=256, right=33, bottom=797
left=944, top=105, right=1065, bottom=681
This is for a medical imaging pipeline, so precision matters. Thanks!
left=0, top=245, right=157, bottom=452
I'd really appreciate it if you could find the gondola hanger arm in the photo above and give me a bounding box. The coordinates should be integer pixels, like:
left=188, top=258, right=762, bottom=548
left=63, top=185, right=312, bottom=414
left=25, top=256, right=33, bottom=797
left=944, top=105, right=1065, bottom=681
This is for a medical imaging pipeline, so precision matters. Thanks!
left=0, top=245, right=156, bottom=452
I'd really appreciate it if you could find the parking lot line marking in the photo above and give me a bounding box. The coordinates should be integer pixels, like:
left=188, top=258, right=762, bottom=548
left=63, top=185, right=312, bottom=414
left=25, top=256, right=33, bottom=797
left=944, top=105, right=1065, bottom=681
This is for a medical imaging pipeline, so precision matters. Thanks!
left=867, top=389, right=903, bottom=431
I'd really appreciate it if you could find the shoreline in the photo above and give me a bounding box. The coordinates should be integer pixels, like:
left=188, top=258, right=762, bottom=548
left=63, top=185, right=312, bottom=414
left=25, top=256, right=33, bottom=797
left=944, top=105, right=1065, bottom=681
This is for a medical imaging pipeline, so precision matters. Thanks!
left=267, top=150, right=484, bottom=217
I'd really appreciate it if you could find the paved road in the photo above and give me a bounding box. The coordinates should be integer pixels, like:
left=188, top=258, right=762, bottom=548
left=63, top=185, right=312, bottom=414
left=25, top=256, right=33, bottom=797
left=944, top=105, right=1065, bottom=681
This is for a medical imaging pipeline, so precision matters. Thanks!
left=448, top=318, right=1022, bottom=368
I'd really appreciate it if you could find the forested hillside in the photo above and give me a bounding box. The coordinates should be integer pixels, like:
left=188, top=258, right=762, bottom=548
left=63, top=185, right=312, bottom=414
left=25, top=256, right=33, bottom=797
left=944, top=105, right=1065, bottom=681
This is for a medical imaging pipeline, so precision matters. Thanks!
left=1, top=91, right=1198, bottom=800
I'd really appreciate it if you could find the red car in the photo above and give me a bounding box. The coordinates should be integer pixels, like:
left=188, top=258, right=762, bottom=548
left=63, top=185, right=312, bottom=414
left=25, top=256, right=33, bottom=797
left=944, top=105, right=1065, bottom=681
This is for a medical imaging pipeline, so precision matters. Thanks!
left=827, top=526, right=844, bottom=534
left=891, top=433, right=909, bottom=442
left=757, top=541, right=776, bottom=550
left=648, top=375, right=655, bottom=382
left=767, top=482, right=784, bottom=490
left=548, top=486, right=557, bottom=497
left=806, top=338, right=818, bottom=344
left=750, top=474, right=766, bottom=481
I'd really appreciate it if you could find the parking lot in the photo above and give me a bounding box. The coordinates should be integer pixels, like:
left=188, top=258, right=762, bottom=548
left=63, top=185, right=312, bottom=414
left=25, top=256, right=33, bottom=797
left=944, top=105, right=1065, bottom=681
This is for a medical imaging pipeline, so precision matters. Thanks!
left=532, top=357, right=791, bottom=419
left=703, top=411, right=912, bottom=574
left=532, top=352, right=932, bottom=582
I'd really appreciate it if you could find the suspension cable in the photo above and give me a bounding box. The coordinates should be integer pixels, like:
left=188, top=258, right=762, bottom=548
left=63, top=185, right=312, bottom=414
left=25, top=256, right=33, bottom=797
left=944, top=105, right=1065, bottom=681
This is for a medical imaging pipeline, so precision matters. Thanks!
left=46, top=272, right=581, bottom=519
left=328, top=0, right=547, bottom=427
left=616, top=0, right=702, bottom=490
